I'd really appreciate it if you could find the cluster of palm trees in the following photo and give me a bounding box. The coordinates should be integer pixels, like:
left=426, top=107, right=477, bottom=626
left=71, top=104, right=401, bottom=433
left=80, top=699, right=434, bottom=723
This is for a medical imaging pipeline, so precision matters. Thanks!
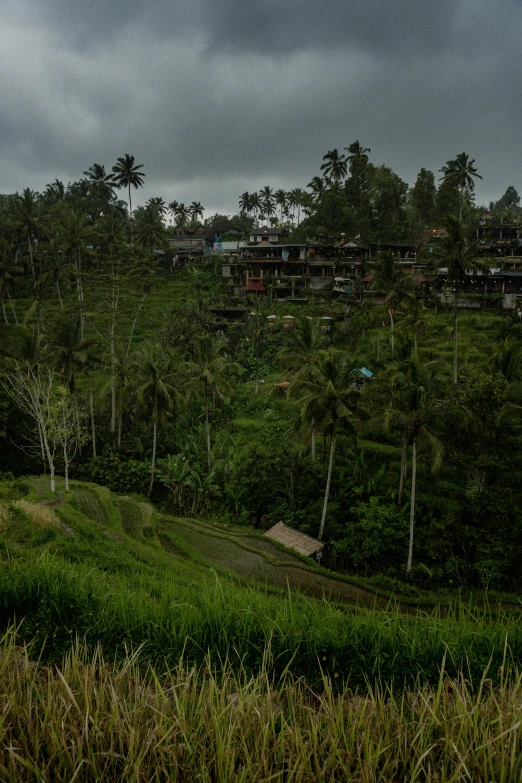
left=84, top=154, right=145, bottom=218
left=166, top=200, right=205, bottom=226
left=239, top=187, right=310, bottom=224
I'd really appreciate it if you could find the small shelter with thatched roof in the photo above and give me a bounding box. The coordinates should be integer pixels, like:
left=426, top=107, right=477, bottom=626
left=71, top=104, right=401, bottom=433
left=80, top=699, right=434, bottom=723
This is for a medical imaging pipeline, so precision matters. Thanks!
left=264, top=522, right=324, bottom=558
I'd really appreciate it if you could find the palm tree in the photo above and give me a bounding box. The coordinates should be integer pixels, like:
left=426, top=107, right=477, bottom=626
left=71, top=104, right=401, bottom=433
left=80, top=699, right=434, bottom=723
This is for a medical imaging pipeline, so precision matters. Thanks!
left=368, top=251, right=412, bottom=356
left=135, top=345, right=182, bottom=495
left=384, top=355, right=445, bottom=573
left=189, top=201, right=204, bottom=222
left=0, top=240, right=22, bottom=325
left=51, top=313, right=97, bottom=394
left=274, top=189, right=287, bottom=221
left=307, top=176, right=326, bottom=202
left=59, top=211, right=91, bottom=338
left=280, top=317, right=324, bottom=460
left=168, top=200, right=179, bottom=225
left=146, top=197, right=167, bottom=220
left=111, top=154, right=146, bottom=219
left=430, top=215, right=489, bottom=383
left=345, top=140, right=371, bottom=170
left=10, top=189, right=40, bottom=278
left=320, top=149, right=347, bottom=190
left=259, top=187, right=275, bottom=220
left=184, top=336, right=242, bottom=472
left=239, top=192, right=251, bottom=216
left=290, top=350, right=357, bottom=540
left=439, top=152, right=482, bottom=222
left=40, top=240, right=67, bottom=310
left=175, top=203, right=190, bottom=225
left=249, top=192, right=262, bottom=223
left=44, top=179, right=66, bottom=203
left=83, top=163, right=117, bottom=200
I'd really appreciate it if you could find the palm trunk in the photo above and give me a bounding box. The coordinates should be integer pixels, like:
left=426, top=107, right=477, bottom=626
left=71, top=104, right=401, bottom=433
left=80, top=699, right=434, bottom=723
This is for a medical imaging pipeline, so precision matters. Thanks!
left=89, top=376, right=96, bottom=457
left=205, top=379, right=211, bottom=473
left=28, top=240, right=35, bottom=279
left=311, top=419, right=316, bottom=462
left=126, top=293, right=147, bottom=357
left=148, top=417, right=157, bottom=497
left=389, top=308, right=394, bottom=356
left=110, top=318, right=116, bottom=434
left=1, top=298, right=9, bottom=326
left=398, top=434, right=407, bottom=507
left=56, top=279, right=64, bottom=310
left=318, top=427, right=336, bottom=541
left=453, top=299, right=458, bottom=384
left=255, top=340, right=259, bottom=394
left=406, top=436, right=417, bottom=573
left=7, top=289, right=18, bottom=325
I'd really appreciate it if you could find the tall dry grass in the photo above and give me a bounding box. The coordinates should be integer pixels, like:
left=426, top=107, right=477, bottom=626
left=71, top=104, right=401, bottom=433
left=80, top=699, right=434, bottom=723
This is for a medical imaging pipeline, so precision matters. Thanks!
left=11, top=499, right=60, bottom=529
left=1, top=630, right=522, bottom=782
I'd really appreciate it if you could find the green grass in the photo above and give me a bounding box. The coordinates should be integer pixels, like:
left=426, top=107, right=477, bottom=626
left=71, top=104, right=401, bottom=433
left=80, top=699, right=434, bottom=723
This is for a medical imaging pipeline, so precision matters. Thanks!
left=1, top=477, right=522, bottom=690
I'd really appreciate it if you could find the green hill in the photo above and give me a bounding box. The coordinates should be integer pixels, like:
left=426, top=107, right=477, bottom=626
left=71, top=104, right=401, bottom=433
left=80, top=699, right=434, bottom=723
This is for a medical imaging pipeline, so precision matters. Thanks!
left=1, top=476, right=522, bottom=688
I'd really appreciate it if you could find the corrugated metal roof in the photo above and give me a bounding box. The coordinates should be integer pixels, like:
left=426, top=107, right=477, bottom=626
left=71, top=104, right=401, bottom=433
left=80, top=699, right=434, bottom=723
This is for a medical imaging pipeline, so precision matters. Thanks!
left=264, top=522, right=323, bottom=557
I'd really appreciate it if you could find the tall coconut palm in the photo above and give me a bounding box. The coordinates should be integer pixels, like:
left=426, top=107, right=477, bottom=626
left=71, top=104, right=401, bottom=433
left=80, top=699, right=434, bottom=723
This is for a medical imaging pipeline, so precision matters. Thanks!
left=146, top=197, right=167, bottom=220
left=175, top=203, right=190, bottom=226
left=135, top=345, right=182, bottom=495
left=111, top=154, right=146, bottom=219
left=10, top=189, right=40, bottom=278
left=0, top=240, right=22, bottom=325
left=274, top=189, right=287, bottom=221
left=290, top=350, right=357, bottom=540
left=83, top=163, right=117, bottom=200
left=249, top=192, right=262, bottom=223
left=307, top=176, right=327, bottom=202
left=184, top=336, right=242, bottom=472
left=320, top=149, right=347, bottom=190
left=439, top=152, right=482, bottom=222
left=239, top=192, right=251, bottom=216
left=368, top=251, right=412, bottom=356
left=430, top=215, right=489, bottom=383
left=168, top=200, right=179, bottom=225
left=280, top=317, right=324, bottom=460
left=189, top=201, right=204, bottom=222
left=259, top=187, right=275, bottom=220
left=384, top=355, right=445, bottom=573
left=345, top=140, right=371, bottom=170
left=59, top=211, right=91, bottom=338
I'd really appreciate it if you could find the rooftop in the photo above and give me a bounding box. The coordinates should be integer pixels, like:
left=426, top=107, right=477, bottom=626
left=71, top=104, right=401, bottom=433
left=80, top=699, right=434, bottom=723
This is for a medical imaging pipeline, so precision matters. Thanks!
left=264, top=521, right=324, bottom=557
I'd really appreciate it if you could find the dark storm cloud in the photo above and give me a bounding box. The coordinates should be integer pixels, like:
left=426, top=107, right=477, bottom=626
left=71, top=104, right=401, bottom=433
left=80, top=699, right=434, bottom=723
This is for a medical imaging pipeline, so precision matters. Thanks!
left=0, top=0, right=521, bottom=213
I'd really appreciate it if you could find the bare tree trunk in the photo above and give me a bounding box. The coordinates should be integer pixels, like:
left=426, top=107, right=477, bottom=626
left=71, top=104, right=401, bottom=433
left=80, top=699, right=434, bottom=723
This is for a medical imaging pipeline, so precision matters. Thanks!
left=41, top=425, right=55, bottom=493
left=406, top=437, right=417, bottom=573
left=398, top=434, right=407, bottom=507
left=148, top=418, right=157, bottom=496
left=63, top=443, right=69, bottom=492
left=89, top=376, right=96, bottom=457
left=37, top=420, right=46, bottom=474
left=318, top=427, right=336, bottom=541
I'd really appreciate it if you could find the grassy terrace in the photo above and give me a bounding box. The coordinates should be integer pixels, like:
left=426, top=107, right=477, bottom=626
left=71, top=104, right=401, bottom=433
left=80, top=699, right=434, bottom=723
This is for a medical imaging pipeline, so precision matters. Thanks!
left=0, top=476, right=521, bottom=692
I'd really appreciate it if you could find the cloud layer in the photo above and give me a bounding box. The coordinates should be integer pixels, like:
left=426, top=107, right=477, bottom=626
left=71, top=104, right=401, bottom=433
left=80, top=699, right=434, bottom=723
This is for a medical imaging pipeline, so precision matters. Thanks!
left=1, top=0, right=521, bottom=214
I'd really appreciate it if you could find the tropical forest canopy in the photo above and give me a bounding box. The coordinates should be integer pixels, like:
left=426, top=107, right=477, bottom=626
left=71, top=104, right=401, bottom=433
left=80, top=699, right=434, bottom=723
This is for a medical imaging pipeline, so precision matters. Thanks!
left=1, top=147, right=522, bottom=593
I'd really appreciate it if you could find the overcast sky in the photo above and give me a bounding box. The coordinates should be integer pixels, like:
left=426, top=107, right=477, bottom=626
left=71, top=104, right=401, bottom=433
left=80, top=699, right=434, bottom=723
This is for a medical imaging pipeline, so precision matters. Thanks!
left=1, top=0, right=521, bottom=216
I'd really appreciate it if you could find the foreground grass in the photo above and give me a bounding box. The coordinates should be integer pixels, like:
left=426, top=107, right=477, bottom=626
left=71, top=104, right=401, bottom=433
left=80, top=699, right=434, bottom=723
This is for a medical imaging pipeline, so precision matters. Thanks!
left=1, top=629, right=522, bottom=782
